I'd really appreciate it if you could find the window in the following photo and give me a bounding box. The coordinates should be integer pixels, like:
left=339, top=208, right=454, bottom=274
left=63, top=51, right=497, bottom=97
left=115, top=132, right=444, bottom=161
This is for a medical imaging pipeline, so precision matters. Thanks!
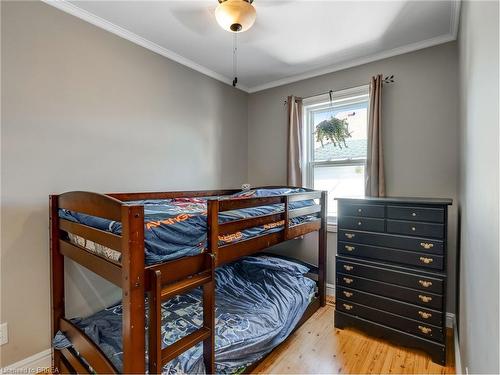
left=303, top=85, right=369, bottom=224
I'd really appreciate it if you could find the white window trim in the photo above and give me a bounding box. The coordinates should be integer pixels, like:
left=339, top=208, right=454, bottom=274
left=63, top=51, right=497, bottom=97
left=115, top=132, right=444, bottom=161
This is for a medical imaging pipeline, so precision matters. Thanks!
left=302, top=85, right=370, bottom=230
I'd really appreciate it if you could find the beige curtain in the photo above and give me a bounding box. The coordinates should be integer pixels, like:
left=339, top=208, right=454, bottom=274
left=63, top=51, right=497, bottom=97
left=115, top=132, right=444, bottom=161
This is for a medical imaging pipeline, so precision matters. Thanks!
left=287, top=96, right=303, bottom=187
left=365, top=74, right=386, bottom=197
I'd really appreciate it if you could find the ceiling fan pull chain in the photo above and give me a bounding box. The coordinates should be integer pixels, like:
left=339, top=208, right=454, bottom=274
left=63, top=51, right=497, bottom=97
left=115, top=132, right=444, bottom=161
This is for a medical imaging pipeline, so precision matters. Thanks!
left=233, top=32, right=238, bottom=87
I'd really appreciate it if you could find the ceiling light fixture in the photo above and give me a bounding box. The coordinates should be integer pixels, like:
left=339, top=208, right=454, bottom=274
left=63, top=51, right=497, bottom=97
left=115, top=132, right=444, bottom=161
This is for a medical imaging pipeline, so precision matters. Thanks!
left=215, top=0, right=256, bottom=87
left=215, top=0, right=256, bottom=33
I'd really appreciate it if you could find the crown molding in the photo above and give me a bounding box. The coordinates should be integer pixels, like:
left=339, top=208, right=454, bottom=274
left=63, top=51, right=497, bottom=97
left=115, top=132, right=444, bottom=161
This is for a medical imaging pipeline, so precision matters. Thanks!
left=42, top=0, right=460, bottom=95
left=41, top=0, right=250, bottom=93
left=247, top=31, right=457, bottom=93
left=248, top=0, right=461, bottom=92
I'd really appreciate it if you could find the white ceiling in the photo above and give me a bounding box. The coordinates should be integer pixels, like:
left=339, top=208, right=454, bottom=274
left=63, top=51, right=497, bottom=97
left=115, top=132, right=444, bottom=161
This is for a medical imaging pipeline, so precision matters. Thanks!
left=46, top=0, right=460, bottom=92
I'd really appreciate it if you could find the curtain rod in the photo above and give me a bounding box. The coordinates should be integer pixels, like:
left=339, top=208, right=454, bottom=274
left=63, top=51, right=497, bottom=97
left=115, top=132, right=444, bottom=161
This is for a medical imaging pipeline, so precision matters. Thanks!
left=283, top=75, right=395, bottom=105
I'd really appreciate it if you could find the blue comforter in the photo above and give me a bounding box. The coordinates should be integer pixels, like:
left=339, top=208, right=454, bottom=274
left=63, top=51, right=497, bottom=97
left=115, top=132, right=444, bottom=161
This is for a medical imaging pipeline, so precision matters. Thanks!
left=53, top=256, right=316, bottom=374
left=59, top=188, right=316, bottom=265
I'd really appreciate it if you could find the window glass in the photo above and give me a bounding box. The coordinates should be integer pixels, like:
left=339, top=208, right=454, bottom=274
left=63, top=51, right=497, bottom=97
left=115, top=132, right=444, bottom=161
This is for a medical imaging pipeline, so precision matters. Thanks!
left=313, top=103, right=368, bottom=162
left=304, top=86, right=369, bottom=222
left=313, top=165, right=365, bottom=218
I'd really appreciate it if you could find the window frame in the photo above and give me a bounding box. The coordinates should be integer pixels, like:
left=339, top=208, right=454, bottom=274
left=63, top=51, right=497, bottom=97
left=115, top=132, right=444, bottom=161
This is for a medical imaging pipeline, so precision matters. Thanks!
left=302, top=85, right=370, bottom=228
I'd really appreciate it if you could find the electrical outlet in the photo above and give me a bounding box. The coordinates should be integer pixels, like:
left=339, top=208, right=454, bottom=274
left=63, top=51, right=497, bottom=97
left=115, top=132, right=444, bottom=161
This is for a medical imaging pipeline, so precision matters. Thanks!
left=0, top=322, right=8, bottom=346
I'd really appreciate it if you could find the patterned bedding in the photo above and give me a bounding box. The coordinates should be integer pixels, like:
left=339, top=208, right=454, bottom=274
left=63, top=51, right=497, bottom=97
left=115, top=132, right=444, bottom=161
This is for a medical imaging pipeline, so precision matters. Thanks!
left=53, top=256, right=317, bottom=374
left=60, top=188, right=317, bottom=265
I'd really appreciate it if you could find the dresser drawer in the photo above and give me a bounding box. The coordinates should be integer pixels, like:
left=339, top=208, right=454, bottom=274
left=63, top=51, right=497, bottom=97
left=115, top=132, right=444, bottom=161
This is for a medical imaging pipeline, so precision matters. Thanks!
left=339, top=203, right=385, bottom=218
left=336, top=257, right=444, bottom=294
left=336, top=299, right=444, bottom=342
left=335, top=311, right=447, bottom=365
left=339, top=230, right=444, bottom=255
left=337, top=286, right=443, bottom=326
left=387, top=220, right=444, bottom=239
left=338, top=216, right=385, bottom=232
left=337, top=274, right=443, bottom=310
left=387, top=206, right=444, bottom=223
left=338, top=242, right=444, bottom=271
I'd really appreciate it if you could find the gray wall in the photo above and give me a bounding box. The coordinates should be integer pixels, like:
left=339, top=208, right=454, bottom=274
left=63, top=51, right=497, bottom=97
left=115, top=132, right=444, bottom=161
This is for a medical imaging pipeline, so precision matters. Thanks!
left=0, top=1, right=248, bottom=366
left=457, top=1, right=499, bottom=373
left=247, top=42, right=460, bottom=314
left=3, top=0, right=498, bottom=370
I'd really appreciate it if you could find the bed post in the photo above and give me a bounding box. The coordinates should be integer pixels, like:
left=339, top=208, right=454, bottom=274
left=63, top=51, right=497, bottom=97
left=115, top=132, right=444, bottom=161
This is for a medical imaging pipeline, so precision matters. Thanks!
left=319, top=191, right=328, bottom=307
left=204, top=199, right=218, bottom=374
left=50, top=195, right=64, bottom=373
left=148, top=270, right=162, bottom=375
left=284, top=195, right=290, bottom=239
left=121, top=205, right=146, bottom=374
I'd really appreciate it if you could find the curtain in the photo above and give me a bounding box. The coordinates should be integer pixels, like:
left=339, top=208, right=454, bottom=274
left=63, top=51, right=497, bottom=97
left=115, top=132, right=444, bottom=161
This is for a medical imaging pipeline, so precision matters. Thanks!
left=287, top=95, right=303, bottom=187
left=365, top=74, right=386, bottom=197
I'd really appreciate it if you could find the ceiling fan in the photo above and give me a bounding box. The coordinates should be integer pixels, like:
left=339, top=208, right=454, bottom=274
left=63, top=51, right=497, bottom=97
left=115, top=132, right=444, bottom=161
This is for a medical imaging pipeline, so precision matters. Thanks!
left=170, top=0, right=290, bottom=87
left=215, top=0, right=256, bottom=87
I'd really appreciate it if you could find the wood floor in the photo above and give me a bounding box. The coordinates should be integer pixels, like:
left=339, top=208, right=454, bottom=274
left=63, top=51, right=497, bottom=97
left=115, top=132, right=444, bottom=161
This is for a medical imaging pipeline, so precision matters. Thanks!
left=253, top=298, right=455, bottom=374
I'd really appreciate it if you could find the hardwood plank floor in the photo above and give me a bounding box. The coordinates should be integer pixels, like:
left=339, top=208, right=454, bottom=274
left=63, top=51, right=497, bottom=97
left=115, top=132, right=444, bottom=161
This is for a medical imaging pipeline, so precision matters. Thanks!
left=253, top=298, right=455, bottom=374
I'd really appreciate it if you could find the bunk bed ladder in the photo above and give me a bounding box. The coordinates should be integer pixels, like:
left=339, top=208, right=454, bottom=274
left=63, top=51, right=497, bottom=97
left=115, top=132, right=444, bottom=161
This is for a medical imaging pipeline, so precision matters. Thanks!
left=148, top=200, right=218, bottom=374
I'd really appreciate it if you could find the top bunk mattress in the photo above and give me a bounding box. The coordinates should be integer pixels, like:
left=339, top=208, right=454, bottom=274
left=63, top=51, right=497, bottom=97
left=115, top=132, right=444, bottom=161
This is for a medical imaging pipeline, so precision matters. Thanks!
left=59, top=188, right=317, bottom=265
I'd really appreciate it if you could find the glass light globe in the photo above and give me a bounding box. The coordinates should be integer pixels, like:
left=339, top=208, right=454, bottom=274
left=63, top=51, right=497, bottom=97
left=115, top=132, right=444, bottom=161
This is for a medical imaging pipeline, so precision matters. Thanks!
left=215, top=0, right=256, bottom=32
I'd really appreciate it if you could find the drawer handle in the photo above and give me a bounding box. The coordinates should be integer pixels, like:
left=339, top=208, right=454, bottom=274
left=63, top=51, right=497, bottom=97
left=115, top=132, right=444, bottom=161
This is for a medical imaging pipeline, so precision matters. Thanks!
left=411, top=226, right=417, bottom=231
left=343, top=265, right=353, bottom=271
left=357, top=221, right=362, bottom=226
left=412, top=212, right=417, bottom=217
left=418, top=311, right=432, bottom=319
left=418, top=280, right=433, bottom=288
left=343, top=277, right=354, bottom=284
left=345, top=233, right=355, bottom=239
left=418, top=294, right=433, bottom=303
left=357, top=208, right=362, bottom=213
left=342, top=303, right=353, bottom=311
left=418, top=325, right=432, bottom=334
left=345, top=245, right=355, bottom=252
left=420, top=242, right=434, bottom=249
left=419, top=257, right=434, bottom=264
left=343, top=291, right=353, bottom=298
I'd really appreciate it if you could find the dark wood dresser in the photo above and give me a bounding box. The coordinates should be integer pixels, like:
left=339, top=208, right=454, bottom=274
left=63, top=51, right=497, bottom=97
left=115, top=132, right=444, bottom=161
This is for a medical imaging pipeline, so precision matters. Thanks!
left=334, top=197, right=452, bottom=365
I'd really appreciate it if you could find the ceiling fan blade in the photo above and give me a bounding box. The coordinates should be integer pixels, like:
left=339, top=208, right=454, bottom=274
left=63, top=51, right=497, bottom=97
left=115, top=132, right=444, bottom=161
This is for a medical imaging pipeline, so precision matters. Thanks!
left=239, top=16, right=276, bottom=44
left=253, top=0, right=294, bottom=7
left=169, top=6, right=218, bottom=36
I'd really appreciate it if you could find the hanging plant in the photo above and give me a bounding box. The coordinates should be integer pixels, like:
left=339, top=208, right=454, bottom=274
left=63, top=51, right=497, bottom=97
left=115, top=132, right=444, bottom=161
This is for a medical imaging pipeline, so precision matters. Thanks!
left=315, top=116, right=352, bottom=148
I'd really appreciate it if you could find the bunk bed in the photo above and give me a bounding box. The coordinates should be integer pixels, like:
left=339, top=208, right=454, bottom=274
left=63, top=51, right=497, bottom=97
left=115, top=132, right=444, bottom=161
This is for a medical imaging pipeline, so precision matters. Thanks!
left=50, top=187, right=327, bottom=374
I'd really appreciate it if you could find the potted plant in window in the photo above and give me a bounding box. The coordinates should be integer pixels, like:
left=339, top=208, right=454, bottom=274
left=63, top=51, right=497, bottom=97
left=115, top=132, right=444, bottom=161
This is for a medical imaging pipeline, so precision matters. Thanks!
left=315, top=117, right=352, bottom=149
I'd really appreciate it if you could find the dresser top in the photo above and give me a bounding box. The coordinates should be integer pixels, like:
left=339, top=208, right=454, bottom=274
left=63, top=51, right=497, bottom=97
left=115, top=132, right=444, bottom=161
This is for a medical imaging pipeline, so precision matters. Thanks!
left=335, top=196, right=453, bottom=205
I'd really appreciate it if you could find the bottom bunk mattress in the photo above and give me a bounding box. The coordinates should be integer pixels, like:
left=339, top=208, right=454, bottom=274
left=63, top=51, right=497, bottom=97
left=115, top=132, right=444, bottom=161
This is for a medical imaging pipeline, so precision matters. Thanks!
left=54, top=256, right=317, bottom=374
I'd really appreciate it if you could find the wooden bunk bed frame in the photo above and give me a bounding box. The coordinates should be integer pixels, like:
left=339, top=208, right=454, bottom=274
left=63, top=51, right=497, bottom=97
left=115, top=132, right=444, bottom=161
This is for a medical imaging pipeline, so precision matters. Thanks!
left=50, top=187, right=327, bottom=374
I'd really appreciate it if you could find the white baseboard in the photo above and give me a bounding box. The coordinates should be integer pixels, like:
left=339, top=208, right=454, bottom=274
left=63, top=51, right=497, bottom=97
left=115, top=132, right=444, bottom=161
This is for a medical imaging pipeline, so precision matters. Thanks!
left=326, top=283, right=335, bottom=296
left=446, top=312, right=455, bottom=328
left=452, top=316, right=463, bottom=374
left=1, top=348, right=51, bottom=374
